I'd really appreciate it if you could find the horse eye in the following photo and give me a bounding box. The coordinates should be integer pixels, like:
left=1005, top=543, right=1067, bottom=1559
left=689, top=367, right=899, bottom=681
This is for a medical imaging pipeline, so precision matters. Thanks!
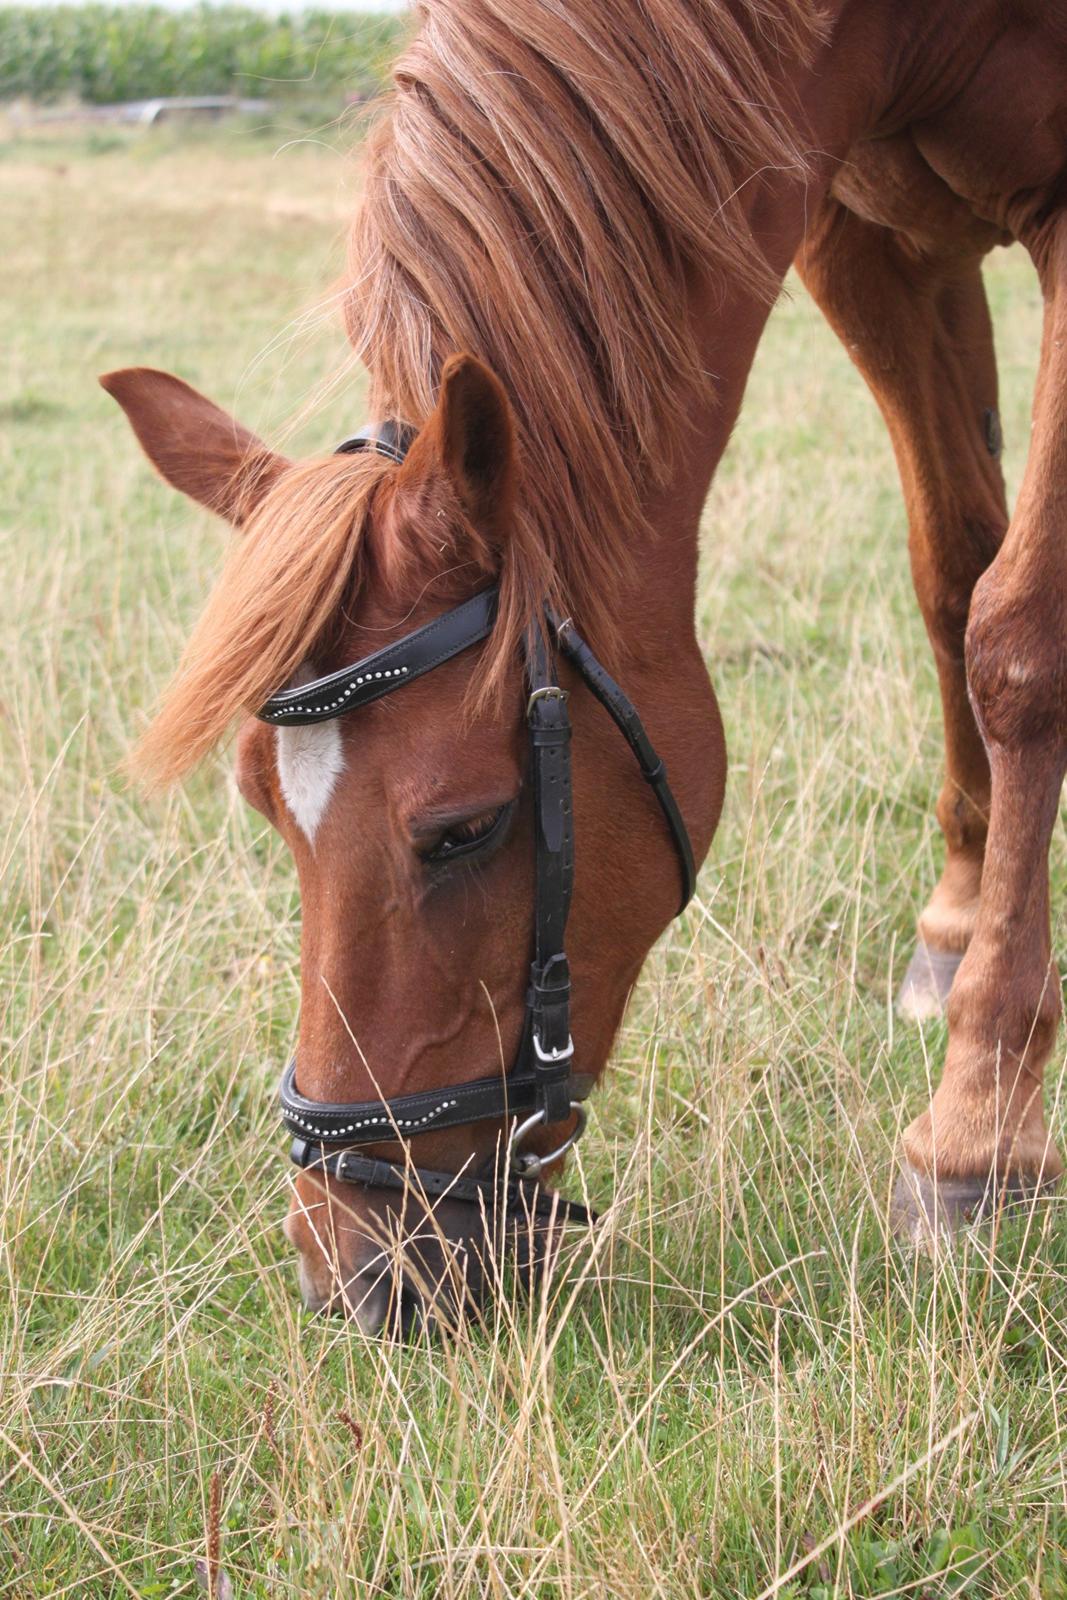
left=418, top=802, right=514, bottom=866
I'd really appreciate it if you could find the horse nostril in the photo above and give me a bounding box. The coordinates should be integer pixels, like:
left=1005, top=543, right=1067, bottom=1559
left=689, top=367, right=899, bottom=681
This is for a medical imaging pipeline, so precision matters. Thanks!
left=337, top=1257, right=434, bottom=1338
left=396, top=1279, right=426, bottom=1340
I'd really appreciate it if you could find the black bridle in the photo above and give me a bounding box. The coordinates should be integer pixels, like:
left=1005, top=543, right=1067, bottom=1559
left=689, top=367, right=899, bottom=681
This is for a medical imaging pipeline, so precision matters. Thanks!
left=258, top=424, right=695, bottom=1227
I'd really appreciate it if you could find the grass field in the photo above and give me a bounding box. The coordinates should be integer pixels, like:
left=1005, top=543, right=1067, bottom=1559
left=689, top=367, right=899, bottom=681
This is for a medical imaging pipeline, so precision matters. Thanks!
left=2, top=119, right=1067, bottom=1599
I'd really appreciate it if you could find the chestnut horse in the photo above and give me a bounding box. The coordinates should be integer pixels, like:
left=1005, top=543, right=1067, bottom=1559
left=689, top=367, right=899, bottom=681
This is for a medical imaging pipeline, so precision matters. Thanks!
left=106, top=0, right=1067, bottom=1329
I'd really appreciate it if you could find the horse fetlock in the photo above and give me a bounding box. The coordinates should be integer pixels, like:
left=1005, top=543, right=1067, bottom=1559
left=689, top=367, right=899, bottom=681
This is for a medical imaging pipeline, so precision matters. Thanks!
left=902, top=1007, right=1063, bottom=1184
left=916, top=851, right=982, bottom=954
left=899, top=850, right=982, bottom=1019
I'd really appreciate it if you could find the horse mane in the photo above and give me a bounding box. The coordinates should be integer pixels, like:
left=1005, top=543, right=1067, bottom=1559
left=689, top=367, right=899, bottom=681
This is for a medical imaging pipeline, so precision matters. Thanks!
left=135, top=0, right=820, bottom=784
left=346, top=0, right=822, bottom=651
left=133, top=453, right=393, bottom=784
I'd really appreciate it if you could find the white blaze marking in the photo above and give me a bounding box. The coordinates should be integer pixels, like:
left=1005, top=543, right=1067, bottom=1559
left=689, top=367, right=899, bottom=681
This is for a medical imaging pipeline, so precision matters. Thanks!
left=275, top=670, right=344, bottom=842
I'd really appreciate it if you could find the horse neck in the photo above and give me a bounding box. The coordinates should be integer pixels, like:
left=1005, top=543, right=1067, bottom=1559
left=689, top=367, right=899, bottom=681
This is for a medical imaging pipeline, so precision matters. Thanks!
left=627, top=0, right=895, bottom=648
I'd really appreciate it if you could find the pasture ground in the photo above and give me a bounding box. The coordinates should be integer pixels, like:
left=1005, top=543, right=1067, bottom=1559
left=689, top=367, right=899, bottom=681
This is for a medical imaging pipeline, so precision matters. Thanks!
left=2, top=120, right=1066, bottom=1599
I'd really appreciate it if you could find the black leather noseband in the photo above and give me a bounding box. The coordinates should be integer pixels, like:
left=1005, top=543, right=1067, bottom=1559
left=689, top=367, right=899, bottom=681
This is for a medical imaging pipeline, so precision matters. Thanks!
left=259, top=422, right=695, bottom=1228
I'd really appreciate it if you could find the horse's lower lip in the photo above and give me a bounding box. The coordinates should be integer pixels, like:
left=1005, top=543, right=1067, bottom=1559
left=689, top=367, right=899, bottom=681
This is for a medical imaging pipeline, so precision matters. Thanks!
left=299, top=1261, right=392, bottom=1326
left=295, top=1241, right=437, bottom=1330
left=304, top=1274, right=439, bottom=1338
left=289, top=1189, right=547, bottom=1331
left=294, top=1255, right=331, bottom=1314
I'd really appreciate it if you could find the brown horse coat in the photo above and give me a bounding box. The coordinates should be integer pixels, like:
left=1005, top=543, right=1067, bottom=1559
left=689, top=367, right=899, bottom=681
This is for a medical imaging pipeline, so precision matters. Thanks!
left=105, top=0, right=1067, bottom=1320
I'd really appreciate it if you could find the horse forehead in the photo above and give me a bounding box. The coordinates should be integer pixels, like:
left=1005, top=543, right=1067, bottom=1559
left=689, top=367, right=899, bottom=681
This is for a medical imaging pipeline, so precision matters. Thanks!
left=269, top=694, right=495, bottom=842
left=265, top=627, right=527, bottom=843
left=275, top=719, right=345, bottom=844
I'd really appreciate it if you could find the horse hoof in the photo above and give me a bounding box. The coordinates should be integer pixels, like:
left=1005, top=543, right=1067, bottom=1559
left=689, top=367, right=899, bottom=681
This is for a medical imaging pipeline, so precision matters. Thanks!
left=896, top=942, right=963, bottom=1021
left=891, top=1164, right=1057, bottom=1246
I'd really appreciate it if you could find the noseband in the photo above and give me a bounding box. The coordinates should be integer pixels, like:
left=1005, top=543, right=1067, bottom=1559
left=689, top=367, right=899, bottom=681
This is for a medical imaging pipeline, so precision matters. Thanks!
left=258, top=423, right=695, bottom=1228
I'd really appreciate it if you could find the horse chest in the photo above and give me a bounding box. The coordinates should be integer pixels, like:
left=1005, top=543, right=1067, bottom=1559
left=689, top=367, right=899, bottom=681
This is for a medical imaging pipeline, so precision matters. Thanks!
left=831, top=132, right=1006, bottom=257
left=906, top=11, right=1067, bottom=247
left=831, top=5, right=1067, bottom=258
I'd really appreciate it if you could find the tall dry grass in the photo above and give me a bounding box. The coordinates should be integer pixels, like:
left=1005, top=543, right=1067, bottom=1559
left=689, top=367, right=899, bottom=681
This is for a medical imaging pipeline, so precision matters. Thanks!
left=1, top=124, right=1065, bottom=1597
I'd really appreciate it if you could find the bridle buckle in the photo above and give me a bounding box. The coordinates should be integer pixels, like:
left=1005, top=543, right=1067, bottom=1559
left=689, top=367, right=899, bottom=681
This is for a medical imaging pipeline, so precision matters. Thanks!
left=532, top=1031, right=575, bottom=1064
left=526, top=684, right=569, bottom=718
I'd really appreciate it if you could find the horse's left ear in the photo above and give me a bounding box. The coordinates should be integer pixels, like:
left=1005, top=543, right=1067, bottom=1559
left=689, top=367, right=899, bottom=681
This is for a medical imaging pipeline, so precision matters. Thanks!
left=99, top=367, right=290, bottom=528
left=400, top=353, right=517, bottom=545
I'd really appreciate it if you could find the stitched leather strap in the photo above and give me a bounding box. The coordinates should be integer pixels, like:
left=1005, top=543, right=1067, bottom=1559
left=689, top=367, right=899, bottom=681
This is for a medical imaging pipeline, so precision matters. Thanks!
left=290, top=1138, right=598, bottom=1226
left=334, top=420, right=416, bottom=463
left=279, top=1058, right=594, bottom=1145
left=553, top=612, right=696, bottom=913
left=258, top=589, right=499, bottom=725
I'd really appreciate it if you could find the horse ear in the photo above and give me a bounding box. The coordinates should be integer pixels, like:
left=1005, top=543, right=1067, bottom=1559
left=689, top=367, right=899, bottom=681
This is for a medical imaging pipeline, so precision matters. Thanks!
left=401, top=353, right=517, bottom=545
left=99, top=367, right=290, bottom=528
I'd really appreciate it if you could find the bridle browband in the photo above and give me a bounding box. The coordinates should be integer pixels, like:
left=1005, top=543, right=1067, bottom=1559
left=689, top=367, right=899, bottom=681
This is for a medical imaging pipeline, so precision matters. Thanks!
left=259, top=423, right=695, bottom=1229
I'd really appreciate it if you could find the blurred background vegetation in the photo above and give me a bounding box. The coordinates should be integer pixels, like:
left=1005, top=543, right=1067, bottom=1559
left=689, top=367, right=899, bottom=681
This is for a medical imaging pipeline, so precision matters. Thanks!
left=0, top=4, right=404, bottom=107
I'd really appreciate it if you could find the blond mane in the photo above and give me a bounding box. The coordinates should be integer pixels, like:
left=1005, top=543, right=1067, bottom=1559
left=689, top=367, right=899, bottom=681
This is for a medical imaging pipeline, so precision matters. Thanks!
left=137, top=0, right=820, bottom=783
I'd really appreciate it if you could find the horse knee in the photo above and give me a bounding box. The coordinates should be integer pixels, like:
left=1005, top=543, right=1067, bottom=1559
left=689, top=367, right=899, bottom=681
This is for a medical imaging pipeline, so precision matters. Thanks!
left=965, top=559, right=1067, bottom=753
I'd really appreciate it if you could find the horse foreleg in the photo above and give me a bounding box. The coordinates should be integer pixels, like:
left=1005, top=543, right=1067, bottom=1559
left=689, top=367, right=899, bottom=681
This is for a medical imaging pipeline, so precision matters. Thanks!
left=893, top=224, right=1067, bottom=1235
left=797, top=201, right=1007, bottom=1020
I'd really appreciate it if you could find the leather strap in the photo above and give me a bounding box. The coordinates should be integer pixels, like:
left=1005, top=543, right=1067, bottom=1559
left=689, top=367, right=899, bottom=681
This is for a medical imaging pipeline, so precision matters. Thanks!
left=334, top=420, right=416, bottom=463
left=258, top=589, right=498, bottom=725
left=290, top=1138, right=598, bottom=1227
left=279, top=1058, right=594, bottom=1145
left=553, top=612, right=696, bottom=914
left=523, top=630, right=576, bottom=1125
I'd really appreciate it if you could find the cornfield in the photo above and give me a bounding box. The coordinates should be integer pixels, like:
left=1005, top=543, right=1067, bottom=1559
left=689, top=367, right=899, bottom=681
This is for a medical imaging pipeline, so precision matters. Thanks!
left=0, top=4, right=405, bottom=106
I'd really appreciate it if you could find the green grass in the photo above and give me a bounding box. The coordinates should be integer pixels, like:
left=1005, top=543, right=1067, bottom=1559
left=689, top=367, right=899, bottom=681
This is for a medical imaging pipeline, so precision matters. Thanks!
left=0, top=6, right=403, bottom=107
left=2, top=123, right=1066, bottom=1598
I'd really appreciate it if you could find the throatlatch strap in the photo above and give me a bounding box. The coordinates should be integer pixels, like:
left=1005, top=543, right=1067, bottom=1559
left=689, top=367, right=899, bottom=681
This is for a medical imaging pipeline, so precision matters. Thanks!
left=553, top=613, right=696, bottom=913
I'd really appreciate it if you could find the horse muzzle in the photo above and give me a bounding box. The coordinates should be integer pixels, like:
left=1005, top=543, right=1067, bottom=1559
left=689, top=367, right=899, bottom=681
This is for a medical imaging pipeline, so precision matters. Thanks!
left=283, top=1172, right=560, bottom=1335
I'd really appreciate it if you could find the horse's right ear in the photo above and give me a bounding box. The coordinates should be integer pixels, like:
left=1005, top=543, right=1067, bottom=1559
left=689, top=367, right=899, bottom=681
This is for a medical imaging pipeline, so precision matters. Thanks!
left=397, top=353, right=518, bottom=548
left=99, top=367, right=290, bottom=528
